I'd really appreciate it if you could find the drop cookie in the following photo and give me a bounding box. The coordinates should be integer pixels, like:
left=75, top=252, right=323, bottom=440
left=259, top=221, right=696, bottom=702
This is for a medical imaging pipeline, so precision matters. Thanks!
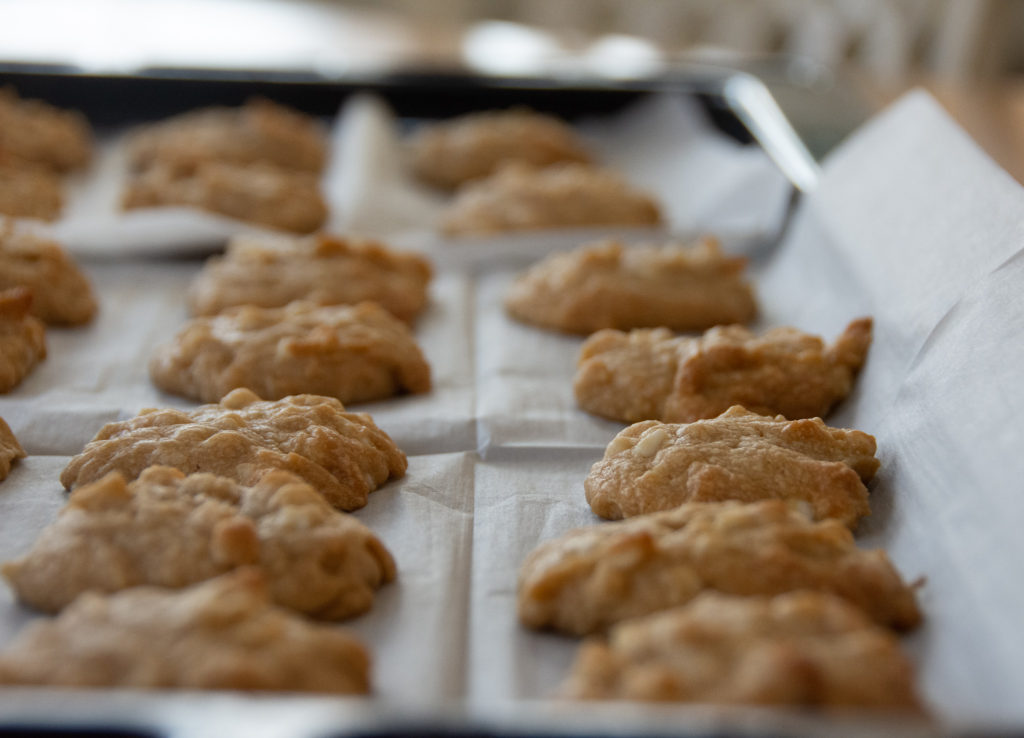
left=0, top=287, right=46, bottom=393
left=561, top=591, right=921, bottom=710
left=585, top=406, right=878, bottom=527
left=505, top=237, right=755, bottom=334
left=0, top=226, right=97, bottom=325
left=186, top=232, right=432, bottom=322
left=0, top=569, right=371, bottom=693
left=0, top=415, right=25, bottom=482
left=0, top=86, right=92, bottom=173
left=60, top=388, right=407, bottom=511
left=517, top=499, right=920, bottom=636
left=574, top=318, right=872, bottom=423
left=441, top=163, right=662, bottom=236
left=4, top=466, right=395, bottom=619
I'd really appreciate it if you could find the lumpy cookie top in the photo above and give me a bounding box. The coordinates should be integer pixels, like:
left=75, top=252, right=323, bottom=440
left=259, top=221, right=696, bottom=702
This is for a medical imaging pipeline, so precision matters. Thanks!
left=60, top=388, right=407, bottom=511
left=0, top=568, right=372, bottom=693
left=4, top=466, right=396, bottom=619
left=0, top=86, right=92, bottom=172
left=517, top=499, right=921, bottom=636
left=441, top=163, right=662, bottom=236
left=0, top=226, right=97, bottom=325
left=585, top=406, right=878, bottom=527
left=186, top=232, right=433, bottom=322
left=505, top=237, right=756, bottom=334
left=0, top=287, right=46, bottom=394
left=574, top=318, right=873, bottom=423
left=409, top=108, right=591, bottom=190
left=561, top=590, right=922, bottom=710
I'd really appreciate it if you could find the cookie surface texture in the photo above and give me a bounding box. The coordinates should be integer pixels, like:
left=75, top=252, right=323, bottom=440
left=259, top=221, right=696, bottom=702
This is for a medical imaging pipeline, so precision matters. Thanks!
left=585, top=406, right=878, bottom=527
left=409, top=108, right=590, bottom=190
left=0, top=87, right=92, bottom=172
left=59, top=388, right=407, bottom=511
left=574, top=318, right=873, bottom=423
left=517, top=499, right=920, bottom=635
left=0, top=287, right=46, bottom=393
left=0, top=415, right=25, bottom=481
left=4, top=466, right=396, bottom=618
left=186, top=233, right=432, bottom=322
left=441, top=163, right=662, bottom=236
left=0, top=226, right=97, bottom=324
left=505, top=237, right=756, bottom=334
left=127, top=97, right=326, bottom=174
left=0, top=568, right=371, bottom=693
left=561, top=591, right=921, bottom=710
left=123, top=160, right=327, bottom=234
left=150, top=300, right=431, bottom=404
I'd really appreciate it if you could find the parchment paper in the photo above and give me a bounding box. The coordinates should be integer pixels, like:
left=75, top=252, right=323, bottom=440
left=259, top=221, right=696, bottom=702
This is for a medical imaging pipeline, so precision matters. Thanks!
left=1, top=89, right=1021, bottom=736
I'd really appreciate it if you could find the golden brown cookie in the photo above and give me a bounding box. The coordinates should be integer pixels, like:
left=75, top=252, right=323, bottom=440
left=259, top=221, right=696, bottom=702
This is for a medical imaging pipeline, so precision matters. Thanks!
left=122, top=160, right=327, bottom=234
left=0, top=226, right=97, bottom=325
left=585, top=406, right=878, bottom=527
left=574, top=318, right=872, bottom=424
left=560, top=591, right=922, bottom=710
left=409, top=109, right=590, bottom=190
left=505, top=237, right=756, bottom=334
left=517, top=500, right=920, bottom=636
left=127, top=97, right=327, bottom=174
left=0, top=415, right=25, bottom=482
left=150, top=300, right=431, bottom=404
left=0, top=164, right=63, bottom=221
left=187, top=232, right=433, bottom=322
left=440, top=163, right=662, bottom=236
left=0, top=568, right=371, bottom=693
left=4, top=466, right=396, bottom=619
left=0, top=287, right=46, bottom=393
left=0, top=87, right=92, bottom=173
left=60, top=388, right=406, bottom=511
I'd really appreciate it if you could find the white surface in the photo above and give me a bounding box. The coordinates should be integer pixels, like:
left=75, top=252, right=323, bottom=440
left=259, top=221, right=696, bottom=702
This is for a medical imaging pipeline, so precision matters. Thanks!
left=2, top=89, right=1023, bottom=735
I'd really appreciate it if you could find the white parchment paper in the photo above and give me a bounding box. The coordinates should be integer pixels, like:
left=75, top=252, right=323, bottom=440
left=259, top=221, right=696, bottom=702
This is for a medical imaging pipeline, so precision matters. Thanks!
left=1, top=89, right=1021, bottom=736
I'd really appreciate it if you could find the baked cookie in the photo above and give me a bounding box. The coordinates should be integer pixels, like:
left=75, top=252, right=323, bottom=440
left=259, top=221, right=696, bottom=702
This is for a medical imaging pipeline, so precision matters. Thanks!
left=517, top=500, right=920, bottom=636
left=122, top=160, right=327, bottom=234
left=440, top=163, right=662, bottom=236
left=560, top=591, right=921, bottom=710
left=150, top=300, right=431, bottom=404
left=0, top=287, right=46, bottom=393
left=409, top=108, right=590, bottom=190
left=59, top=388, right=406, bottom=511
left=505, top=237, right=756, bottom=334
left=127, top=97, right=327, bottom=174
left=187, top=232, right=433, bottom=322
left=585, top=406, right=878, bottom=527
left=0, top=415, right=25, bottom=482
left=0, top=568, right=371, bottom=693
left=0, top=87, right=92, bottom=173
left=4, top=466, right=396, bottom=619
left=0, top=226, right=97, bottom=325
left=0, top=164, right=63, bottom=221
left=574, top=318, right=872, bottom=424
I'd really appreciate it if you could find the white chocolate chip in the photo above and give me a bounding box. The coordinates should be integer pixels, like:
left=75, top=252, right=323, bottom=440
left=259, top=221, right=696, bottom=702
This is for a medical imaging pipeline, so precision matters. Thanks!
left=605, top=434, right=636, bottom=457
left=634, top=428, right=669, bottom=457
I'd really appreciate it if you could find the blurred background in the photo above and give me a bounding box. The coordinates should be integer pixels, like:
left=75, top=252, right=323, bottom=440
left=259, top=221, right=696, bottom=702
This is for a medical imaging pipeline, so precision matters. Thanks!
left=2, top=0, right=1023, bottom=177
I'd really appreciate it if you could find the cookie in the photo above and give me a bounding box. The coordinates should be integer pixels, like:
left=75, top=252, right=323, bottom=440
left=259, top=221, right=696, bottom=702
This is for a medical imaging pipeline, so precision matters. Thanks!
left=60, top=388, right=407, bottom=511
left=0, top=226, right=97, bottom=324
left=0, top=164, right=63, bottom=221
left=0, top=87, right=92, bottom=173
left=585, top=406, right=878, bottom=527
left=574, top=318, right=872, bottom=423
left=187, top=232, right=433, bottom=322
left=127, top=97, right=327, bottom=174
left=0, top=568, right=371, bottom=693
left=4, top=466, right=396, bottom=619
left=150, top=300, right=431, bottom=404
left=517, top=500, right=920, bottom=635
left=440, top=163, right=662, bottom=236
left=560, top=591, right=921, bottom=710
left=0, top=415, right=25, bottom=482
left=123, top=160, right=327, bottom=234
left=409, top=109, right=590, bottom=190
left=0, top=287, right=46, bottom=393
left=505, top=237, right=756, bottom=334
